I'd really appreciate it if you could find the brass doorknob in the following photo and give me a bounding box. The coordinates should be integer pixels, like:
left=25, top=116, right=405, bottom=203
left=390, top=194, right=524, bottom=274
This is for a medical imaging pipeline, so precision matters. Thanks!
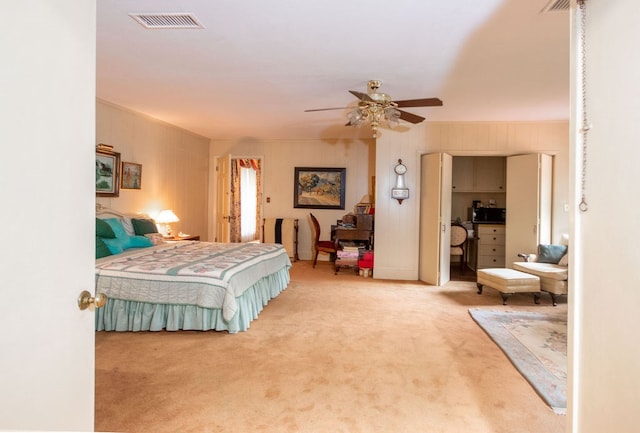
left=77, top=290, right=107, bottom=311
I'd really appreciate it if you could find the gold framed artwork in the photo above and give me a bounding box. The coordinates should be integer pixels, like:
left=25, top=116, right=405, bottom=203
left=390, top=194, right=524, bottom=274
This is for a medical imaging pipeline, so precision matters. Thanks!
left=121, top=162, right=142, bottom=190
left=96, top=146, right=120, bottom=197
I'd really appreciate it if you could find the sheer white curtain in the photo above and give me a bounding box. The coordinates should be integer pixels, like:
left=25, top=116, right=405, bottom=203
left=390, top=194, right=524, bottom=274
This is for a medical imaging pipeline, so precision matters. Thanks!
left=240, top=166, right=257, bottom=242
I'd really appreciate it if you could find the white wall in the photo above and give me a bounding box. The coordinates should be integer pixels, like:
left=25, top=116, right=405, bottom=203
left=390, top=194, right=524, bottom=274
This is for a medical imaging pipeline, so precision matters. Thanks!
left=569, top=1, right=640, bottom=431
left=210, top=138, right=375, bottom=260
left=375, top=120, right=569, bottom=280
left=96, top=100, right=210, bottom=239
left=0, top=0, right=96, bottom=430
left=373, top=126, right=427, bottom=280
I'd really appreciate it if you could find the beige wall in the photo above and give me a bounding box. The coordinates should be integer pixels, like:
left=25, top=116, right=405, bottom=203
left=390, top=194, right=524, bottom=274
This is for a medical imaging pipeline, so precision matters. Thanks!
left=209, top=138, right=375, bottom=259
left=375, top=120, right=569, bottom=280
left=96, top=101, right=568, bottom=276
left=96, top=100, right=210, bottom=239
left=209, top=121, right=568, bottom=276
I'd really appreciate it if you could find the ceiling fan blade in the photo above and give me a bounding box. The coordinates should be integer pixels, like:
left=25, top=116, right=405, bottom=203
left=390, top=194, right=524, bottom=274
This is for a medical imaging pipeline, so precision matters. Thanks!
left=398, top=110, right=426, bottom=124
left=349, top=90, right=375, bottom=102
left=394, top=98, right=443, bottom=108
left=304, top=107, right=348, bottom=112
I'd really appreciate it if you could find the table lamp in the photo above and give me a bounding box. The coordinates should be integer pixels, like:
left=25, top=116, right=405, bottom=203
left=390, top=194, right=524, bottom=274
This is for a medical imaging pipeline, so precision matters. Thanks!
left=156, top=209, right=179, bottom=238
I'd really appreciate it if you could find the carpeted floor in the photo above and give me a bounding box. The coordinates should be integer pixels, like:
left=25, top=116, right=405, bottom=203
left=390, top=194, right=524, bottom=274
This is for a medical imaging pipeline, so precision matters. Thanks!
left=469, top=309, right=567, bottom=414
left=95, top=260, right=567, bottom=433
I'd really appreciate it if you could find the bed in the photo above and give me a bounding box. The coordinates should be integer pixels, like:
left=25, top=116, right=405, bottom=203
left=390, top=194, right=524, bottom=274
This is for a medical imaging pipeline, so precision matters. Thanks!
left=95, top=208, right=291, bottom=333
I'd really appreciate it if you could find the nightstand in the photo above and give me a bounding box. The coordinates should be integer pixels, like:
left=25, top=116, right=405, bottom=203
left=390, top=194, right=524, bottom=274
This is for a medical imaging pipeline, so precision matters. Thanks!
left=167, top=235, right=200, bottom=241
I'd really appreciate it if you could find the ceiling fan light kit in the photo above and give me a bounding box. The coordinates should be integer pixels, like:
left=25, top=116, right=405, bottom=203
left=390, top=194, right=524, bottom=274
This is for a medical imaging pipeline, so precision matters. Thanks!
left=306, top=80, right=443, bottom=138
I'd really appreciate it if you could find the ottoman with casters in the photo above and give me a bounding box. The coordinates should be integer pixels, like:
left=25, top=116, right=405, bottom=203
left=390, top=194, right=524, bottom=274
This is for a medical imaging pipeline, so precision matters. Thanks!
left=476, top=268, right=541, bottom=305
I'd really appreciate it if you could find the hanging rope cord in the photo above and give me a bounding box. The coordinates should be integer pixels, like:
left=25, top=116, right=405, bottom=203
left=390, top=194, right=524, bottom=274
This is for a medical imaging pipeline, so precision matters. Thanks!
left=578, top=0, right=590, bottom=212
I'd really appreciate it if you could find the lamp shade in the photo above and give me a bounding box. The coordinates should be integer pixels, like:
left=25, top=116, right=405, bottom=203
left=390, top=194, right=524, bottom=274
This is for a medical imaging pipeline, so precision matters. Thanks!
left=156, top=209, right=179, bottom=224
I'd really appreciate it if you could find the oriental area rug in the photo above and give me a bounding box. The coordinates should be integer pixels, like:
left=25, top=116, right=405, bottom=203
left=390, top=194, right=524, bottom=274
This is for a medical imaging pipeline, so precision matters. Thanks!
left=469, top=309, right=567, bottom=414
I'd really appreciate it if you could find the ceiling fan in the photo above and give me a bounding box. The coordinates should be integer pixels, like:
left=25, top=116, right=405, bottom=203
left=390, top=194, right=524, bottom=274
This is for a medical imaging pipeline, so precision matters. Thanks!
left=305, top=80, right=443, bottom=137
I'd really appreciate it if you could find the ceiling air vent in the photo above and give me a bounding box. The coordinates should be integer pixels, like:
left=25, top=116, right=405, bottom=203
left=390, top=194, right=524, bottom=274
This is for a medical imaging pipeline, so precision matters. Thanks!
left=129, top=13, right=204, bottom=29
left=541, top=0, right=570, bottom=13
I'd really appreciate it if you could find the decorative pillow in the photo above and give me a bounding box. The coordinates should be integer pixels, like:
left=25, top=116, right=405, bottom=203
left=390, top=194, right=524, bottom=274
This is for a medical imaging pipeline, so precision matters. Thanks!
left=128, top=235, right=154, bottom=248
left=101, top=218, right=153, bottom=253
left=96, top=218, right=116, bottom=239
left=121, top=217, right=135, bottom=236
left=102, top=218, right=129, bottom=239
left=96, top=236, right=113, bottom=259
left=102, top=237, right=126, bottom=255
left=558, top=253, right=569, bottom=266
left=537, top=244, right=568, bottom=264
left=145, top=233, right=166, bottom=245
left=132, top=218, right=158, bottom=235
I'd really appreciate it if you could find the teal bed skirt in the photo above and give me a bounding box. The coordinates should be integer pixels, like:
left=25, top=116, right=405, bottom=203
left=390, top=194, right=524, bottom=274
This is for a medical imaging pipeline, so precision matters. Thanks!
left=95, top=266, right=290, bottom=333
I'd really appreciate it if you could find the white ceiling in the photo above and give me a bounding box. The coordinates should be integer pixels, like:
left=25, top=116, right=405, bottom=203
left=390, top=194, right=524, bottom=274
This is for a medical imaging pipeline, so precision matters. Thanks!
left=97, top=0, right=569, bottom=141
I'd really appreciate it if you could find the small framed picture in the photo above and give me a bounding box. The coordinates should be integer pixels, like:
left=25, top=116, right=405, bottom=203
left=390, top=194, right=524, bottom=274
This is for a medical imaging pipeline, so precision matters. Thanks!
left=121, top=162, right=142, bottom=190
left=96, top=147, right=120, bottom=197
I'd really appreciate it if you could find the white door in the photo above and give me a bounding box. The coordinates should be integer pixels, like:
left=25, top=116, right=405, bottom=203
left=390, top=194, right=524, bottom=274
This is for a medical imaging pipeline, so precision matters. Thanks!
left=215, top=154, right=232, bottom=242
left=505, top=154, right=552, bottom=266
left=419, top=153, right=453, bottom=285
left=0, top=1, right=96, bottom=430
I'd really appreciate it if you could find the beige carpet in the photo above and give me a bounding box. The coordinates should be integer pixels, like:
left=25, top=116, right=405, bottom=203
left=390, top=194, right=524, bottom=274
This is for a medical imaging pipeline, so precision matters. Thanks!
left=95, top=261, right=567, bottom=433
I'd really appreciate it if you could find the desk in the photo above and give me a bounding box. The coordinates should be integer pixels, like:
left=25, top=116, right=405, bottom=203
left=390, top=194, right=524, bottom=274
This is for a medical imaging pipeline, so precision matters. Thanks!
left=333, top=228, right=373, bottom=248
left=332, top=228, right=373, bottom=274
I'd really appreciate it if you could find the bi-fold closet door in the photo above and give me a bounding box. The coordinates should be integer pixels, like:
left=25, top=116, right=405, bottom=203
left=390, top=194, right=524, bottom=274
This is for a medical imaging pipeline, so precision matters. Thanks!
left=504, top=154, right=552, bottom=266
left=419, top=153, right=452, bottom=286
left=418, top=153, right=552, bottom=286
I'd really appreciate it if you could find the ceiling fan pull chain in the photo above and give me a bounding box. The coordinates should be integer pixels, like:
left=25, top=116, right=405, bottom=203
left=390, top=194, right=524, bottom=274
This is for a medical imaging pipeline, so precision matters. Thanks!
left=577, top=0, right=589, bottom=213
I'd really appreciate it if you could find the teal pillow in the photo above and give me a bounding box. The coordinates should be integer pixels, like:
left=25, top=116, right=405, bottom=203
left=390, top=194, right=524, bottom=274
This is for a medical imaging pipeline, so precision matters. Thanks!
left=537, top=244, right=568, bottom=264
left=96, top=236, right=113, bottom=259
left=128, top=235, right=153, bottom=248
left=103, top=234, right=153, bottom=254
left=96, top=218, right=116, bottom=239
left=102, top=218, right=153, bottom=253
left=103, top=218, right=129, bottom=239
left=132, top=218, right=158, bottom=235
left=102, top=237, right=125, bottom=255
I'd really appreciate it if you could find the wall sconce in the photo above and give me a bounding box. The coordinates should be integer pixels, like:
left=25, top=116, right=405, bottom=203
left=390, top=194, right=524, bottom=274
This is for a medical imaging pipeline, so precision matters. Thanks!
left=156, top=209, right=180, bottom=238
left=391, top=159, right=409, bottom=204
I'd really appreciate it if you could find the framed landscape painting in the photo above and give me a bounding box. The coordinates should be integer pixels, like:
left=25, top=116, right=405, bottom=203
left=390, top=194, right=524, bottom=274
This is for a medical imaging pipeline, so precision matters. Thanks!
left=96, top=148, right=120, bottom=197
left=294, top=167, right=345, bottom=209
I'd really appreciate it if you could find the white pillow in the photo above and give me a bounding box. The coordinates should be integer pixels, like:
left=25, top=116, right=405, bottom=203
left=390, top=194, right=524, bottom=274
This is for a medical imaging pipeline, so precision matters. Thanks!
left=121, top=217, right=135, bottom=236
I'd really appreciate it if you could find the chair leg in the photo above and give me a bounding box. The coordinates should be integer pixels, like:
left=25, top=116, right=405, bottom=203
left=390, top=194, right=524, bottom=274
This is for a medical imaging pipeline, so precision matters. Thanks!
left=313, top=251, right=319, bottom=268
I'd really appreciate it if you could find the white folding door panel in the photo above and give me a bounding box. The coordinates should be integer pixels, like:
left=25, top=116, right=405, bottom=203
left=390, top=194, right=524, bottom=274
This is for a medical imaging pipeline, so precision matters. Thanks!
left=505, top=154, right=552, bottom=266
left=419, top=153, right=452, bottom=285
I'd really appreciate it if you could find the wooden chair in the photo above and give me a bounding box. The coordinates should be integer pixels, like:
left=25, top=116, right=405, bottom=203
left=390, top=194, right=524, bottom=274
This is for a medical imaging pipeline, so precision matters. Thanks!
left=450, top=224, right=468, bottom=274
left=309, top=213, right=338, bottom=268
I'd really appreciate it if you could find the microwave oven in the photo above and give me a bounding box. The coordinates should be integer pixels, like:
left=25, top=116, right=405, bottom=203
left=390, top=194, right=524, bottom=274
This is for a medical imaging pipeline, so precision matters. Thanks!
left=469, top=207, right=506, bottom=224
